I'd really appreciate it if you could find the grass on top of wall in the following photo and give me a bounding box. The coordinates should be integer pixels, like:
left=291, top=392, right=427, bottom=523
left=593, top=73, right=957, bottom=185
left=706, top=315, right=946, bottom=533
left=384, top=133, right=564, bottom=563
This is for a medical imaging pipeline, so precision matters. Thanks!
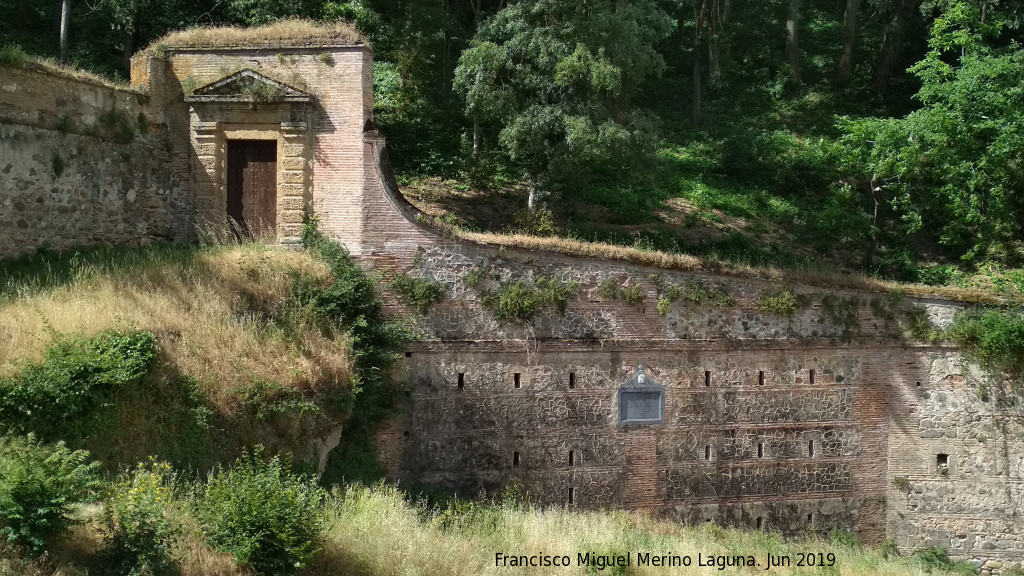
left=147, top=19, right=364, bottom=52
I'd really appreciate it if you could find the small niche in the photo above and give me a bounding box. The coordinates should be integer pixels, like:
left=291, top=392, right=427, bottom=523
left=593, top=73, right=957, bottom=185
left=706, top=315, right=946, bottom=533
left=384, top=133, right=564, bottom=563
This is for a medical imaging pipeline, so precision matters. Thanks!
left=757, top=442, right=764, bottom=458
left=514, top=373, right=521, bottom=389
left=704, top=445, right=711, bottom=460
left=758, top=371, right=765, bottom=386
left=513, top=451, right=520, bottom=467
left=403, top=430, right=410, bottom=438
left=457, top=373, right=465, bottom=389
left=568, top=487, right=575, bottom=504
left=405, top=351, right=412, bottom=358
left=807, top=513, right=813, bottom=525
left=808, top=440, right=815, bottom=457
left=705, top=371, right=711, bottom=387
left=756, top=517, right=763, bottom=530
left=568, top=450, right=575, bottom=467
left=809, top=369, right=815, bottom=384
left=569, top=371, right=576, bottom=389
left=936, top=453, right=949, bottom=474
left=916, top=381, right=921, bottom=387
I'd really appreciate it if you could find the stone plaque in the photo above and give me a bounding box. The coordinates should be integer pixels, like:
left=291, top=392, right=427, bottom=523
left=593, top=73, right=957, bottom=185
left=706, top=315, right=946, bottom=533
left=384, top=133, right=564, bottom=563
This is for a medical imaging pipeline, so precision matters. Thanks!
left=618, top=365, right=664, bottom=425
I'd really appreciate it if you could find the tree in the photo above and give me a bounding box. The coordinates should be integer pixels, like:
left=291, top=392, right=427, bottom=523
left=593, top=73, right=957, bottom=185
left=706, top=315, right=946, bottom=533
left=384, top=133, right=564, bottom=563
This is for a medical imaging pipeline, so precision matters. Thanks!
left=833, top=0, right=862, bottom=86
left=454, top=0, right=672, bottom=210
left=838, top=1, right=1024, bottom=262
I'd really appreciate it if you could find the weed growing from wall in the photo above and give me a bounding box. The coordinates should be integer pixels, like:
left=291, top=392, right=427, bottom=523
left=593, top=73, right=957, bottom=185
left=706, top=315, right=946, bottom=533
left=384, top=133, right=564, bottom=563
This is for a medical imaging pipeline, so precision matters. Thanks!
left=756, top=288, right=810, bottom=318
left=390, top=275, right=445, bottom=313
left=659, top=278, right=736, bottom=315
left=948, top=308, right=1024, bottom=378
left=480, top=277, right=579, bottom=322
left=821, top=294, right=860, bottom=332
left=869, top=289, right=906, bottom=321
left=620, top=284, right=644, bottom=310
left=595, top=277, right=619, bottom=300
left=98, top=109, right=135, bottom=143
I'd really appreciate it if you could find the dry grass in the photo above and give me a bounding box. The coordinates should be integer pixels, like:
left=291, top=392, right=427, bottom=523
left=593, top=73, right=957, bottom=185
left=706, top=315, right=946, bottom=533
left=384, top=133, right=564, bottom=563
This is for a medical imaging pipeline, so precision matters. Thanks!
left=455, top=231, right=1012, bottom=305
left=6, top=57, right=133, bottom=92
left=0, top=244, right=349, bottom=411
left=149, top=19, right=364, bottom=52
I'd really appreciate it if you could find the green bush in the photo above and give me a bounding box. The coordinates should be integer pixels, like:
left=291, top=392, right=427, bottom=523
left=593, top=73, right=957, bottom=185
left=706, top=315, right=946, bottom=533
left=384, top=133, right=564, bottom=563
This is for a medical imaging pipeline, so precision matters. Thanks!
left=914, top=546, right=979, bottom=575
left=595, top=278, right=619, bottom=300
left=0, top=44, right=27, bottom=68
left=821, top=294, right=860, bottom=331
left=483, top=277, right=579, bottom=322
left=756, top=288, right=808, bottom=318
left=390, top=275, right=446, bottom=314
left=195, top=450, right=327, bottom=575
left=948, top=308, right=1024, bottom=373
left=103, top=460, right=180, bottom=576
left=620, top=284, right=644, bottom=309
left=0, top=434, right=101, bottom=556
left=0, top=331, right=157, bottom=438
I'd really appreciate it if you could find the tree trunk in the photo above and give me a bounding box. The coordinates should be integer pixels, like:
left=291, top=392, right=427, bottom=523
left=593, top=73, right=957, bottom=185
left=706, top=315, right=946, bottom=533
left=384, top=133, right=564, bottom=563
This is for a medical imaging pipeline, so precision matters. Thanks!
left=121, top=12, right=139, bottom=73
left=59, top=0, right=70, bottom=66
left=707, top=0, right=722, bottom=89
left=692, top=1, right=707, bottom=125
left=786, top=0, right=801, bottom=82
left=873, top=0, right=921, bottom=94
left=472, top=113, right=480, bottom=157
left=833, top=0, right=862, bottom=87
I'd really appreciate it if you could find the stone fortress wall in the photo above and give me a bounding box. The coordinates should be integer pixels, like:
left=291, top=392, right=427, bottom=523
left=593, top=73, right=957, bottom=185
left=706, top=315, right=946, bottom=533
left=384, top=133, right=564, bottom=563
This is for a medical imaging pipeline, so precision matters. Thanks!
left=0, top=64, right=185, bottom=260
left=1, top=35, right=1020, bottom=574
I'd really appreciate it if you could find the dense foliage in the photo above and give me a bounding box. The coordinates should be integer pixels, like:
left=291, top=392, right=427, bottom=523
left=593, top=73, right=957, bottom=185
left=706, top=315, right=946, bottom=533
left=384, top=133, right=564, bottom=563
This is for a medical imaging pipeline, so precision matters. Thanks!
left=0, top=435, right=101, bottom=556
left=0, top=331, right=156, bottom=440
left=195, top=451, right=326, bottom=576
left=1, top=0, right=1022, bottom=277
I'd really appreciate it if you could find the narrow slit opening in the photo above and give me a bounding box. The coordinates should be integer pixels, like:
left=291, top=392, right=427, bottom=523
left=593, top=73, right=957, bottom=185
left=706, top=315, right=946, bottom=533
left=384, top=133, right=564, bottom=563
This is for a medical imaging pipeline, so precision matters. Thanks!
left=705, top=371, right=711, bottom=387
left=756, top=517, right=763, bottom=530
left=513, top=451, right=520, bottom=467
left=568, top=450, right=575, bottom=467
left=568, top=487, right=574, bottom=504
left=758, top=371, right=765, bottom=386
left=514, top=373, right=521, bottom=389
left=807, top=513, right=813, bottom=525
left=569, top=371, right=576, bottom=389
left=457, top=373, right=464, bottom=390
left=809, top=369, right=815, bottom=384
left=705, top=445, right=711, bottom=460
left=758, top=442, right=764, bottom=458
left=808, top=440, right=815, bottom=457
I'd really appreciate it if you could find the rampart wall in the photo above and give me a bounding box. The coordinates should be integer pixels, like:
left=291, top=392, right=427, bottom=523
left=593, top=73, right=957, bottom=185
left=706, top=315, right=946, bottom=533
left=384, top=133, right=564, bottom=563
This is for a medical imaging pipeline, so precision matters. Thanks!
left=0, top=64, right=184, bottom=260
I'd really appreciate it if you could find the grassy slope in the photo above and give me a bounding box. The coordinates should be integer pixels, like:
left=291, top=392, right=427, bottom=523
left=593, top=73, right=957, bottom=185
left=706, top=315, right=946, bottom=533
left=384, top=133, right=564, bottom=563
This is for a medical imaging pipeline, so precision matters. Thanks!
left=0, top=243, right=352, bottom=470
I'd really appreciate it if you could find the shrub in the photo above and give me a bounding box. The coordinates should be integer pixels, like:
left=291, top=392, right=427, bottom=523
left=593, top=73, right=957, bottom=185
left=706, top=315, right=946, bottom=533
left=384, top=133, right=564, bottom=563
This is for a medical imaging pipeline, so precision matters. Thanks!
left=869, top=289, right=906, bottom=321
left=620, top=284, right=644, bottom=309
left=756, top=288, right=808, bottom=318
left=948, top=308, right=1024, bottom=374
left=682, top=278, right=735, bottom=307
left=390, top=275, right=445, bottom=313
left=914, top=546, right=979, bottom=575
left=0, top=44, right=27, bottom=68
left=0, top=331, right=157, bottom=438
left=483, top=277, right=578, bottom=322
left=827, top=528, right=860, bottom=548
left=595, top=278, right=619, bottom=300
left=0, top=435, right=101, bottom=556
left=195, top=450, right=327, bottom=575
left=905, top=304, right=940, bottom=342
left=821, top=294, right=860, bottom=331
left=103, top=460, right=180, bottom=575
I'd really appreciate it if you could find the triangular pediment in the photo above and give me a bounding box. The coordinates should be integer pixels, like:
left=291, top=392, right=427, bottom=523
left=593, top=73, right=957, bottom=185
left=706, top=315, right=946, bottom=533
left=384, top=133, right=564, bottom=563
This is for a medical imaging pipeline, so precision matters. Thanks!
left=186, top=69, right=312, bottom=103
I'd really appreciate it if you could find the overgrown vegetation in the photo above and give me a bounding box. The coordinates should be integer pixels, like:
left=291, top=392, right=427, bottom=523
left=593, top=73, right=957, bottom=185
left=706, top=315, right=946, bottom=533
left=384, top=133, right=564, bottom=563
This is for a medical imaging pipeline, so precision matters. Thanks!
left=196, top=450, right=326, bottom=576
left=480, top=277, right=579, bottom=323
left=390, top=274, right=445, bottom=314
left=0, top=435, right=101, bottom=556
left=948, top=308, right=1024, bottom=378
left=822, top=294, right=861, bottom=333
left=757, top=288, right=810, bottom=318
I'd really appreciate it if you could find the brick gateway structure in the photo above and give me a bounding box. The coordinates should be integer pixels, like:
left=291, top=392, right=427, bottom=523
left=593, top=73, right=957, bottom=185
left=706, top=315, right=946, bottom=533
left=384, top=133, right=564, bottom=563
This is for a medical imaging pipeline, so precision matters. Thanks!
left=1, top=29, right=1020, bottom=573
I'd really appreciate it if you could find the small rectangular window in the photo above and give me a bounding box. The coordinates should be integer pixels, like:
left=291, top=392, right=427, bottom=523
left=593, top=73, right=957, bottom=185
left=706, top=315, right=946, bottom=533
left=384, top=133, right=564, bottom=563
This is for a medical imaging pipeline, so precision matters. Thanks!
left=808, top=440, right=815, bottom=457
left=758, top=371, right=765, bottom=386
left=569, top=372, right=576, bottom=389
left=513, top=451, right=520, bottom=467
left=756, top=517, right=763, bottom=530
left=807, top=513, right=813, bottom=525
left=568, top=487, right=574, bottom=504
left=568, top=450, right=575, bottom=467
left=705, top=445, right=711, bottom=460
left=937, top=453, right=949, bottom=474
left=757, top=442, right=764, bottom=458
left=705, top=371, right=711, bottom=387
left=457, top=373, right=464, bottom=389
left=514, top=373, right=521, bottom=388
left=809, top=369, right=815, bottom=384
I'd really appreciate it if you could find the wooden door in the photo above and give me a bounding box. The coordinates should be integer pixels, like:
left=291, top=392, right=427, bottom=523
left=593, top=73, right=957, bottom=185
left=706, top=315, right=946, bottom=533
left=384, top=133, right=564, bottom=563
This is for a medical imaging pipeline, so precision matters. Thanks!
left=227, top=140, right=277, bottom=238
